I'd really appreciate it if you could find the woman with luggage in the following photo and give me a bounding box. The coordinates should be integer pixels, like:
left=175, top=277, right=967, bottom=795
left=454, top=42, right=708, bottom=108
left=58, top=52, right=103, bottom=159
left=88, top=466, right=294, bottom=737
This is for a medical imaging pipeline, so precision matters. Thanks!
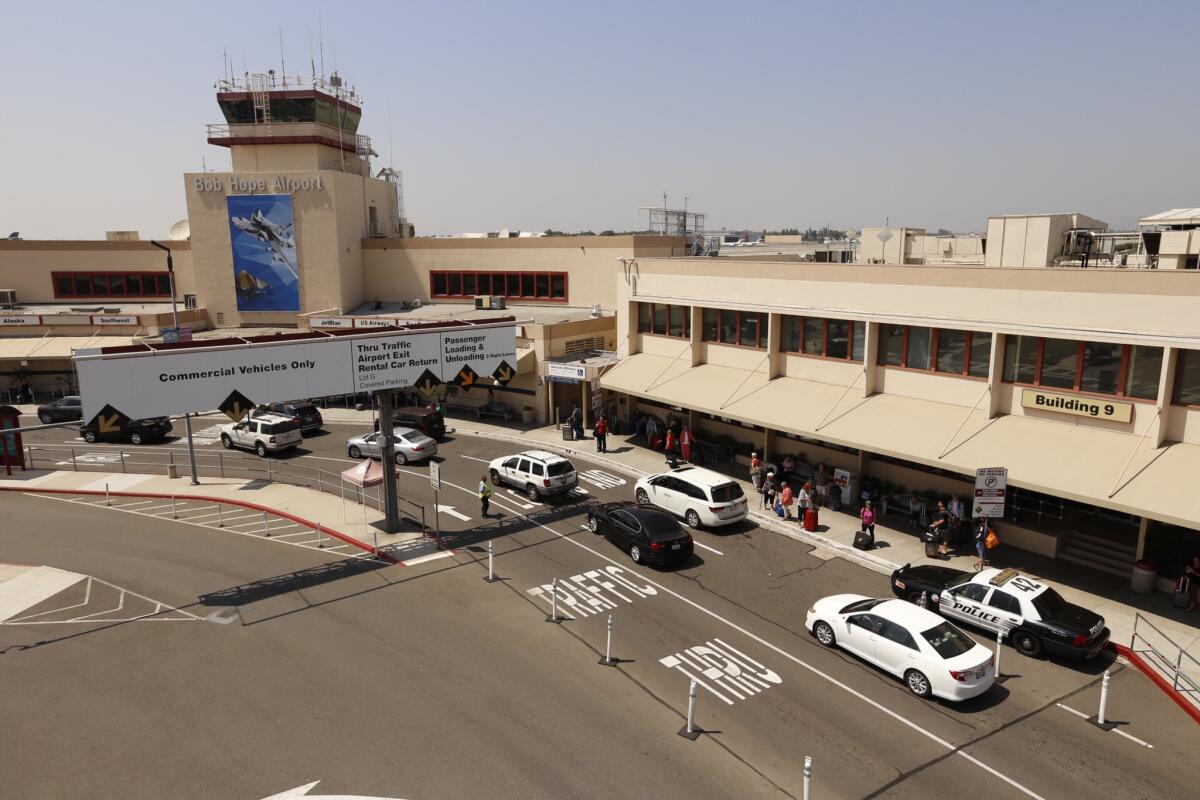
left=779, top=482, right=795, bottom=520
left=762, top=470, right=778, bottom=511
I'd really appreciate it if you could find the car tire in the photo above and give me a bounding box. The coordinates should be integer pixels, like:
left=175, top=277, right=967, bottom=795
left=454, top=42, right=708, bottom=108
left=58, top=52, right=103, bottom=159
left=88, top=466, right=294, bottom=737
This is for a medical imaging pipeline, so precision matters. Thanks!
left=588, top=516, right=599, bottom=533
left=83, top=430, right=97, bottom=443
left=813, top=621, right=836, bottom=647
left=1012, top=630, right=1043, bottom=658
left=255, top=442, right=267, bottom=458
left=629, top=544, right=643, bottom=564
left=905, top=669, right=932, bottom=698
left=221, top=434, right=233, bottom=449
left=685, top=509, right=702, bottom=529
left=130, top=432, right=144, bottom=445
left=39, top=412, right=52, bottom=424
left=348, top=445, right=362, bottom=459
left=489, top=469, right=502, bottom=486
left=396, top=452, right=408, bottom=466
left=635, top=489, right=650, bottom=505
left=526, top=484, right=540, bottom=502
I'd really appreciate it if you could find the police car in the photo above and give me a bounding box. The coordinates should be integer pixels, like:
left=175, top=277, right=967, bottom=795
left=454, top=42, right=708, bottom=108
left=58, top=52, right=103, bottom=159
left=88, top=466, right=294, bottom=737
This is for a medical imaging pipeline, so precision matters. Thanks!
left=889, top=564, right=1110, bottom=660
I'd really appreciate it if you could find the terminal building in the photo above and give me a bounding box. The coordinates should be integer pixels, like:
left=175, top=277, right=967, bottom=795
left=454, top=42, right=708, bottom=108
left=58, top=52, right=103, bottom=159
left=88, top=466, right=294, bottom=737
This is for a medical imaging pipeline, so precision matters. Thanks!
left=1, top=67, right=1199, bottom=587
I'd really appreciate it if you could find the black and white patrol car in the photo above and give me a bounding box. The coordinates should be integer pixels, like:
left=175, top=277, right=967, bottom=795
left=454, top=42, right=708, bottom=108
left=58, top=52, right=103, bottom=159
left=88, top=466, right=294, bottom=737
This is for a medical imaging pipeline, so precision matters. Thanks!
left=889, top=564, right=1110, bottom=660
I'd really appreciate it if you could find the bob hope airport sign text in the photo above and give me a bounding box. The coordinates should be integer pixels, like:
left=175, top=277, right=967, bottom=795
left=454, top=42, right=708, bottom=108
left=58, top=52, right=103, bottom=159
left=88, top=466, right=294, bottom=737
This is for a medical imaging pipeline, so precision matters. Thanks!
left=193, top=174, right=326, bottom=193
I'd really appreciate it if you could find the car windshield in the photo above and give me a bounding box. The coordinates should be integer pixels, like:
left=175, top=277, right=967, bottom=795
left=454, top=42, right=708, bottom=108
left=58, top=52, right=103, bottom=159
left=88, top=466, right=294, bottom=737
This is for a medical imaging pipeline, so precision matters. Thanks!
left=292, top=404, right=318, bottom=415
left=263, top=421, right=299, bottom=434
left=547, top=461, right=574, bottom=477
left=1031, top=588, right=1066, bottom=619
left=642, top=513, right=684, bottom=540
left=839, top=598, right=883, bottom=614
left=921, top=622, right=976, bottom=659
left=710, top=482, right=744, bottom=503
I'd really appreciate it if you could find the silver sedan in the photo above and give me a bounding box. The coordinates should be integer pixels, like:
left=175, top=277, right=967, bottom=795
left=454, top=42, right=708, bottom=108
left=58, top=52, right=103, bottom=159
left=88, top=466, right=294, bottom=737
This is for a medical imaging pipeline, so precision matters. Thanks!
left=345, top=428, right=438, bottom=464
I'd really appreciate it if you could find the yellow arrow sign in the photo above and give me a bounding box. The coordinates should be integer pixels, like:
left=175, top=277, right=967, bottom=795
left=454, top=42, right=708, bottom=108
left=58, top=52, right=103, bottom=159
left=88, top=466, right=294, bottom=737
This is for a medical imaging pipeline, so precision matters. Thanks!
left=417, top=379, right=438, bottom=399
left=494, top=365, right=513, bottom=385
left=459, top=370, right=476, bottom=388
left=227, top=401, right=246, bottom=421
left=98, top=413, right=121, bottom=433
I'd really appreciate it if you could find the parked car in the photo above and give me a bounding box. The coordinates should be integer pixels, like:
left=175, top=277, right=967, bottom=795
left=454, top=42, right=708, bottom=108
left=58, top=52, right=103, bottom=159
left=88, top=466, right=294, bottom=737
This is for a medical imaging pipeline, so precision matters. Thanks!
left=253, top=401, right=323, bottom=433
left=80, top=416, right=172, bottom=445
left=587, top=501, right=694, bottom=566
left=488, top=450, right=578, bottom=500
left=345, top=428, right=438, bottom=464
left=390, top=406, right=446, bottom=439
left=889, top=564, right=1109, bottom=660
left=37, top=395, right=83, bottom=424
left=220, top=414, right=302, bottom=457
left=806, top=594, right=995, bottom=701
left=633, top=465, right=749, bottom=528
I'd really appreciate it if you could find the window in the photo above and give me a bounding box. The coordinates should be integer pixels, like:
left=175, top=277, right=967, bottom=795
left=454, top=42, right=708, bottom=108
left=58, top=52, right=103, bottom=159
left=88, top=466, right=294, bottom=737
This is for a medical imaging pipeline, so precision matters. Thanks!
left=1003, top=336, right=1038, bottom=383
left=956, top=583, right=989, bottom=603
left=1080, top=342, right=1122, bottom=394
left=448, top=273, right=462, bottom=295
left=740, top=312, right=760, bottom=347
left=781, top=316, right=801, bottom=353
left=782, top=315, right=862, bottom=360
left=51, top=271, right=172, bottom=299
left=880, top=325, right=905, bottom=366
left=921, top=622, right=976, bottom=659
left=1039, top=338, right=1078, bottom=389
left=535, top=274, right=550, bottom=298
left=430, top=271, right=568, bottom=301
left=652, top=304, right=668, bottom=335
left=506, top=273, right=521, bottom=297
left=987, top=590, right=1020, bottom=614
left=521, top=274, right=535, bottom=297
left=881, top=620, right=919, bottom=651
left=550, top=274, right=566, bottom=299
left=699, top=308, right=765, bottom=347
left=905, top=326, right=932, bottom=370
left=637, top=303, right=650, bottom=333
left=531, top=462, right=545, bottom=476
left=827, top=320, right=849, bottom=359
left=968, top=332, right=992, bottom=378
left=720, top=310, right=738, bottom=344
left=935, top=329, right=966, bottom=374
left=1125, top=345, right=1161, bottom=400
left=851, top=323, right=865, bottom=362
left=1175, top=350, right=1200, bottom=405
left=461, top=273, right=477, bottom=295
left=636, top=303, right=689, bottom=338
left=669, top=305, right=686, bottom=337
left=477, top=274, right=492, bottom=294
left=702, top=308, right=719, bottom=342
left=802, top=318, right=824, bottom=355
left=1003, top=336, right=1160, bottom=399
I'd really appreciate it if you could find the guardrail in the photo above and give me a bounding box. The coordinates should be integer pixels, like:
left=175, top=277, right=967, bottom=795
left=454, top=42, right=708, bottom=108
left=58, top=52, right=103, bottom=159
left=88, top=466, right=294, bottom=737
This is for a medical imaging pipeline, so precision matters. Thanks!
left=1129, top=612, right=1200, bottom=708
left=22, top=445, right=427, bottom=533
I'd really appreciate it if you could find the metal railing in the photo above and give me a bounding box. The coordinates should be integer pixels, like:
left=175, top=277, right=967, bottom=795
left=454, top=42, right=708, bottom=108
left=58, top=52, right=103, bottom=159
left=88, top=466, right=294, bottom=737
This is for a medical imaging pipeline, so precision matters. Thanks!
left=23, top=445, right=426, bottom=533
left=1129, top=612, right=1200, bottom=706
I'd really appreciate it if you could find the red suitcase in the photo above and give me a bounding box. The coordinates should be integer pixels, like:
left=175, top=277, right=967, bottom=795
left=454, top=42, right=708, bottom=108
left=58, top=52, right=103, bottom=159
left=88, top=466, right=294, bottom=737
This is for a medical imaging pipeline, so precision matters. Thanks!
left=803, top=507, right=818, bottom=532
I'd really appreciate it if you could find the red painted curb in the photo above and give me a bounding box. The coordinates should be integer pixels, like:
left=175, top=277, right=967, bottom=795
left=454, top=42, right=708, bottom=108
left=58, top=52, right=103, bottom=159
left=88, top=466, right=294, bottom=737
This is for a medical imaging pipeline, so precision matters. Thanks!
left=1112, top=642, right=1200, bottom=725
left=1, top=485, right=400, bottom=565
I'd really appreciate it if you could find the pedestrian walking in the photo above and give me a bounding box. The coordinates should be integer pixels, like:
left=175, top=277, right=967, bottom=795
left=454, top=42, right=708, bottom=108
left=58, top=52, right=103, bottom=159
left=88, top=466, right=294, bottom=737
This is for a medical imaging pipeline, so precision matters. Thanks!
left=645, top=415, right=659, bottom=449
left=679, top=426, right=694, bottom=463
left=665, top=429, right=679, bottom=468
left=568, top=405, right=584, bottom=440
left=974, top=519, right=989, bottom=566
left=780, top=482, right=795, bottom=520
left=749, top=451, right=763, bottom=495
left=860, top=499, right=876, bottom=537
left=797, top=482, right=813, bottom=521
left=762, top=470, right=778, bottom=511
left=594, top=417, right=608, bottom=453
left=930, top=500, right=952, bottom=557
left=479, top=475, right=493, bottom=518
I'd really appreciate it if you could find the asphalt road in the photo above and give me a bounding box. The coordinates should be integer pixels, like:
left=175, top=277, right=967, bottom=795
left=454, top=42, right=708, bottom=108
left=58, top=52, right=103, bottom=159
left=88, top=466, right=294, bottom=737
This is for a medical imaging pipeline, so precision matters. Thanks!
left=4, top=418, right=1197, bottom=799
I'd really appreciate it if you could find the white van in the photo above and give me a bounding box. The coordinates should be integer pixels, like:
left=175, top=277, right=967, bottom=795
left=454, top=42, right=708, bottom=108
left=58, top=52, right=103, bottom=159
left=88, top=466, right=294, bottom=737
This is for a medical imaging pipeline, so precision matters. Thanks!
left=633, top=465, right=749, bottom=528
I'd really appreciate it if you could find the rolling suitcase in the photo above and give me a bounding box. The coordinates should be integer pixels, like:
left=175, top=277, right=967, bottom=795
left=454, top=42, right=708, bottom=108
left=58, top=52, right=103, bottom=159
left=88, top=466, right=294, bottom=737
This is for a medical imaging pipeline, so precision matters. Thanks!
left=852, top=529, right=873, bottom=550
left=923, top=532, right=939, bottom=559
left=803, top=507, right=819, bottom=532
left=1173, top=576, right=1192, bottom=609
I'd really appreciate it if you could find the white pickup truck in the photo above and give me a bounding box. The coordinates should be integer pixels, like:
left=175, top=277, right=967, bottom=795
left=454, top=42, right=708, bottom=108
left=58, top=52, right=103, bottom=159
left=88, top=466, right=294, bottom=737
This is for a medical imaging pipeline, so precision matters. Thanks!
left=220, top=413, right=303, bottom=457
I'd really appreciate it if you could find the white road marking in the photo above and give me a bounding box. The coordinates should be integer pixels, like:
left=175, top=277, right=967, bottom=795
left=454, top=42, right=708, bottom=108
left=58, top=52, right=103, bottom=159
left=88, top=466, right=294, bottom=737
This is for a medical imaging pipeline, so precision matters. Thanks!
left=579, top=469, right=626, bottom=489
left=693, top=541, right=724, bottom=556
left=0, top=567, right=85, bottom=622
left=461, top=455, right=490, bottom=464
left=1055, top=703, right=1153, bottom=748
left=77, top=474, right=150, bottom=493
left=504, top=489, right=540, bottom=507
left=403, top=468, right=1048, bottom=800
left=402, top=551, right=455, bottom=567
left=436, top=505, right=471, bottom=522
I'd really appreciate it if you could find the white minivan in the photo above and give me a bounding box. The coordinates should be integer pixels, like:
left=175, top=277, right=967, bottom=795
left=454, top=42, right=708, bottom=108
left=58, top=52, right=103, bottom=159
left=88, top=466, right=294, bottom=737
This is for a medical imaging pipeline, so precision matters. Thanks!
left=634, top=466, right=749, bottom=528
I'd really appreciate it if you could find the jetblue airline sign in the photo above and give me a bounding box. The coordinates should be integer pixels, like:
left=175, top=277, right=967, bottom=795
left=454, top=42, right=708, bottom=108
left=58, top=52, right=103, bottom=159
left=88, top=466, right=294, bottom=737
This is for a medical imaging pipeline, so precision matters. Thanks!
left=73, top=324, right=515, bottom=424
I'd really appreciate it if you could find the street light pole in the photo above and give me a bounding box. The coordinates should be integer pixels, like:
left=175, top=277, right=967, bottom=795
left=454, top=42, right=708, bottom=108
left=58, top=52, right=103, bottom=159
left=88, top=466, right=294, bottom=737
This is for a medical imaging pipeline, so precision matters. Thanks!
left=150, top=240, right=199, bottom=485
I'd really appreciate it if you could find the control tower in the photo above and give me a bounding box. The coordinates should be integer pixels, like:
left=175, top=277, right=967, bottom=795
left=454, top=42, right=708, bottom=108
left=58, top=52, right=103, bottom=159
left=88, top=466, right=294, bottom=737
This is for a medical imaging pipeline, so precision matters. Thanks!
left=184, top=69, right=410, bottom=328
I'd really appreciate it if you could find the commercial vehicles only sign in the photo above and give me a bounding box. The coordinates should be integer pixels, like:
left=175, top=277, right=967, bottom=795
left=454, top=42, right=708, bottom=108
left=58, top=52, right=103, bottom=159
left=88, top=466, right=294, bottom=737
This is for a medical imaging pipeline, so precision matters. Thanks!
left=72, top=321, right=516, bottom=424
left=973, top=466, right=1007, bottom=519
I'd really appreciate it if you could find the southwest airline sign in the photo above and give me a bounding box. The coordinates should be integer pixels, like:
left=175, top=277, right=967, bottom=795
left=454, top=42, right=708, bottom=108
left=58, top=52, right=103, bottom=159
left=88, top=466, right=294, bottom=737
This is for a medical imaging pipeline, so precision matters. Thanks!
left=73, top=319, right=516, bottom=425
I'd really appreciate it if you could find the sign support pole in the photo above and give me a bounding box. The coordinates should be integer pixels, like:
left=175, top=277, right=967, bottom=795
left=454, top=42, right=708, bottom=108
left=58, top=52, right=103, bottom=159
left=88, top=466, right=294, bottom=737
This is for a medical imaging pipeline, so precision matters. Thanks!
left=376, top=389, right=401, bottom=533
left=151, top=240, right=200, bottom=486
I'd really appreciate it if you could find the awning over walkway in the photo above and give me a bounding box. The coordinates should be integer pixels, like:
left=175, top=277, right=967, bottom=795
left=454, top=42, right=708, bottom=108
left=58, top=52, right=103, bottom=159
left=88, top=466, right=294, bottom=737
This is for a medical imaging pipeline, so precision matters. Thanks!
left=603, top=354, right=1200, bottom=528
left=0, top=336, right=137, bottom=359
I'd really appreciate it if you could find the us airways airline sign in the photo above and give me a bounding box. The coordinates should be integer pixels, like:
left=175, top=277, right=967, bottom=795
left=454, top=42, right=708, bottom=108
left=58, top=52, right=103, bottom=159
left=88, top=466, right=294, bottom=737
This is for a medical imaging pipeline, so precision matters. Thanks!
left=72, top=323, right=516, bottom=424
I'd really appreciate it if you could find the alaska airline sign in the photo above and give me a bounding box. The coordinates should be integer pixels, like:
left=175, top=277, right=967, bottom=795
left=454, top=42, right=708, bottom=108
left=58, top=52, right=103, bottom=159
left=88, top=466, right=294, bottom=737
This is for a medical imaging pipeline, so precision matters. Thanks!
left=72, top=321, right=516, bottom=425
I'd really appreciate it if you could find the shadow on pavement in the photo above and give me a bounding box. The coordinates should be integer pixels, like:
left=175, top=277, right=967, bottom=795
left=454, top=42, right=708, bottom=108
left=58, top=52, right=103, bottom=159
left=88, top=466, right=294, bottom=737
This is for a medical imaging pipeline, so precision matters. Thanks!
left=198, top=556, right=393, bottom=607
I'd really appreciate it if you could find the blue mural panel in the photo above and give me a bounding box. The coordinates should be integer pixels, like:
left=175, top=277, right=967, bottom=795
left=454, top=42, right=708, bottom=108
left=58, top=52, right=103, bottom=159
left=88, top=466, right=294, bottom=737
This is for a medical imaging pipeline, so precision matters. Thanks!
left=227, top=194, right=300, bottom=312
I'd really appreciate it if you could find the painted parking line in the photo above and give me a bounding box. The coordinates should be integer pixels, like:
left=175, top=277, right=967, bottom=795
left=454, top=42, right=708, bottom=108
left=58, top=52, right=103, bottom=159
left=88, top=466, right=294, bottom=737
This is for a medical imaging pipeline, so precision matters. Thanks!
left=461, top=455, right=490, bottom=464
left=1055, top=703, right=1153, bottom=748
left=694, top=541, right=724, bottom=556
left=401, top=550, right=456, bottom=567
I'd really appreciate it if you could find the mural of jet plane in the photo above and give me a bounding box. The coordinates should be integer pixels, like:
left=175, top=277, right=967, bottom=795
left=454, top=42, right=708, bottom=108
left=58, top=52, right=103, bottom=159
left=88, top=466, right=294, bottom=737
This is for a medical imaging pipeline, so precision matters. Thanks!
left=230, top=209, right=298, bottom=279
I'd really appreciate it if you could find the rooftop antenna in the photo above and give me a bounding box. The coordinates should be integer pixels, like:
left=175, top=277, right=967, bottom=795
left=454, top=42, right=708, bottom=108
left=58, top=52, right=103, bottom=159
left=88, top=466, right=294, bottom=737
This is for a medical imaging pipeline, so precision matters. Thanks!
left=318, top=9, right=325, bottom=79
left=308, top=26, right=315, bottom=77
left=388, top=100, right=395, bottom=167
left=278, top=27, right=286, bottom=87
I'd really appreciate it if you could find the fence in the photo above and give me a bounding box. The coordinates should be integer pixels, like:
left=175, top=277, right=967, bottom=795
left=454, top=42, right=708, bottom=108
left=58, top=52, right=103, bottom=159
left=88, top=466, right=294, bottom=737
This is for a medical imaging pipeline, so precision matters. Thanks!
left=1129, top=612, right=1200, bottom=709
left=23, top=445, right=427, bottom=533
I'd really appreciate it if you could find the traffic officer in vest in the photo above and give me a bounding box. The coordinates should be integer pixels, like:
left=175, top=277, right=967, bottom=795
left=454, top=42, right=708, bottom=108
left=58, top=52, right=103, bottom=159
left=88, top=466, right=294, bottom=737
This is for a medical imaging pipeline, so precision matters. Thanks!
left=479, top=475, right=493, bottom=518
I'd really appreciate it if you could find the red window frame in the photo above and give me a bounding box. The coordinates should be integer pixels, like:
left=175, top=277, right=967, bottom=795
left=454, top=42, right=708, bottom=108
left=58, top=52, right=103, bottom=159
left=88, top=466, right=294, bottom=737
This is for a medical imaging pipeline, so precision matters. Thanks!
left=700, top=308, right=766, bottom=349
left=429, top=270, right=569, bottom=302
left=1002, top=336, right=1152, bottom=401
left=878, top=325, right=989, bottom=380
left=51, top=271, right=172, bottom=299
left=636, top=302, right=690, bottom=339
left=781, top=315, right=859, bottom=361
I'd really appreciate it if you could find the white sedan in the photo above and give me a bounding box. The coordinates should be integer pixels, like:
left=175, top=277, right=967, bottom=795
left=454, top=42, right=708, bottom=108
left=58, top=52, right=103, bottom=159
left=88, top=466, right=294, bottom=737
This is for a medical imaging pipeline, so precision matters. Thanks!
left=806, top=594, right=995, bottom=701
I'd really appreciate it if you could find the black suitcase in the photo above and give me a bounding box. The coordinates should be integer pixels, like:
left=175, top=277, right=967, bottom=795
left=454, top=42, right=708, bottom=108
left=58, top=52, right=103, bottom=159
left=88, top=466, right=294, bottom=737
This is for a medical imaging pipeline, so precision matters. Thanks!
left=923, top=533, right=939, bottom=559
left=1174, top=576, right=1192, bottom=609
left=853, top=529, right=874, bottom=550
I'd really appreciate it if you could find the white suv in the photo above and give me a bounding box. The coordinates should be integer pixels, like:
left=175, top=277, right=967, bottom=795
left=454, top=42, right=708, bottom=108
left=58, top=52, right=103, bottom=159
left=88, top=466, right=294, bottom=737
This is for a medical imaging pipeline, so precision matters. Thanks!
left=220, top=414, right=303, bottom=457
left=489, top=450, right=579, bottom=501
left=634, top=466, right=749, bottom=528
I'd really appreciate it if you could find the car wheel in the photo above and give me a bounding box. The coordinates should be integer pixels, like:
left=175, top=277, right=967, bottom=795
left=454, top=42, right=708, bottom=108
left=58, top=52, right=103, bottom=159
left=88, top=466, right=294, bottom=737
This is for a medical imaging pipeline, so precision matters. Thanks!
left=813, top=621, right=836, bottom=647
left=396, top=452, right=408, bottom=466
left=635, top=489, right=650, bottom=505
left=526, top=484, right=540, bottom=502
left=83, top=430, right=97, bottom=443
left=685, top=509, right=702, bottom=529
left=629, top=544, right=643, bottom=564
left=588, top=516, right=599, bottom=533
left=489, top=469, right=502, bottom=486
left=129, top=432, right=144, bottom=445
left=1012, top=630, right=1042, bottom=658
left=221, top=434, right=233, bottom=449
left=255, top=442, right=267, bottom=458
left=38, top=412, right=52, bottom=424
left=348, top=445, right=362, bottom=459
left=905, top=669, right=932, bottom=698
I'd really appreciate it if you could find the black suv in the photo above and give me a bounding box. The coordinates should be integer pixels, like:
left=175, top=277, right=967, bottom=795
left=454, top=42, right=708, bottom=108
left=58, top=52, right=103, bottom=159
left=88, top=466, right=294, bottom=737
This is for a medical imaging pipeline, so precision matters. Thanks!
left=37, top=396, right=83, bottom=423
left=80, top=417, right=173, bottom=445
left=389, top=406, right=446, bottom=439
left=253, top=401, right=324, bottom=433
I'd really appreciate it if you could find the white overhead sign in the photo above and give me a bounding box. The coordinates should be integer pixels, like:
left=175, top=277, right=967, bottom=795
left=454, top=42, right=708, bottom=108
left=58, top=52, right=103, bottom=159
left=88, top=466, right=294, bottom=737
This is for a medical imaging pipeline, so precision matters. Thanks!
left=90, top=315, right=139, bottom=326
left=547, top=362, right=586, bottom=381
left=0, top=315, right=41, bottom=326
left=973, top=466, right=1007, bottom=519
left=74, top=323, right=516, bottom=424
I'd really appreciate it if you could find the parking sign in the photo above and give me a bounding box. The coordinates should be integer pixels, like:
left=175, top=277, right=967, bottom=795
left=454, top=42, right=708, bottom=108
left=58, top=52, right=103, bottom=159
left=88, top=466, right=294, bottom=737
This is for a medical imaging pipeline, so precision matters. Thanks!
left=973, top=467, right=1007, bottom=518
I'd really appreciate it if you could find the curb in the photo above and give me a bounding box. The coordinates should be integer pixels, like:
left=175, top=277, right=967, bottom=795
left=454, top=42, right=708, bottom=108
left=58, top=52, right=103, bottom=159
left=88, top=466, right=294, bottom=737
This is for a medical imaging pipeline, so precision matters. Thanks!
left=0, top=485, right=399, bottom=564
left=1112, top=642, right=1200, bottom=725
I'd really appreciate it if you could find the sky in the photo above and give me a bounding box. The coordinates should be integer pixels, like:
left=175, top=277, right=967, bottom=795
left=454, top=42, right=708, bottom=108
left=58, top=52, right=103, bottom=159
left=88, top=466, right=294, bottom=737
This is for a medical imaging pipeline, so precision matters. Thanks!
left=3, top=0, right=1199, bottom=239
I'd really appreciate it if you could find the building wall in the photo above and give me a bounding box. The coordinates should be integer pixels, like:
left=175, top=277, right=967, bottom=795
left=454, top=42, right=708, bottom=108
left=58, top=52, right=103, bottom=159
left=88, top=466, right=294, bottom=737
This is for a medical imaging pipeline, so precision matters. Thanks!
left=0, top=241, right=196, bottom=304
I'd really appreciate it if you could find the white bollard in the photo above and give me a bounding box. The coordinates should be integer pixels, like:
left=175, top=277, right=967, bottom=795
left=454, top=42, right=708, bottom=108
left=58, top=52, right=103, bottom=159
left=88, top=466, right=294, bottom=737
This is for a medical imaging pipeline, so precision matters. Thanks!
left=217, top=504, right=223, bottom=527
left=105, top=482, right=111, bottom=506
left=486, top=540, right=495, bottom=581
left=995, top=630, right=1004, bottom=680
left=316, top=522, right=324, bottom=548
left=373, top=529, right=379, bottom=558
left=686, top=679, right=698, bottom=734
left=545, top=577, right=560, bottom=623
left=601, top=613, right=615, bottom=666
left=803, top=755, right=812, bottom=800
left=171, top=495, right=177, bottom=518
left=263, top=510, right=270, bottom=536
left=1098, top=669, right=1110, bottom=726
